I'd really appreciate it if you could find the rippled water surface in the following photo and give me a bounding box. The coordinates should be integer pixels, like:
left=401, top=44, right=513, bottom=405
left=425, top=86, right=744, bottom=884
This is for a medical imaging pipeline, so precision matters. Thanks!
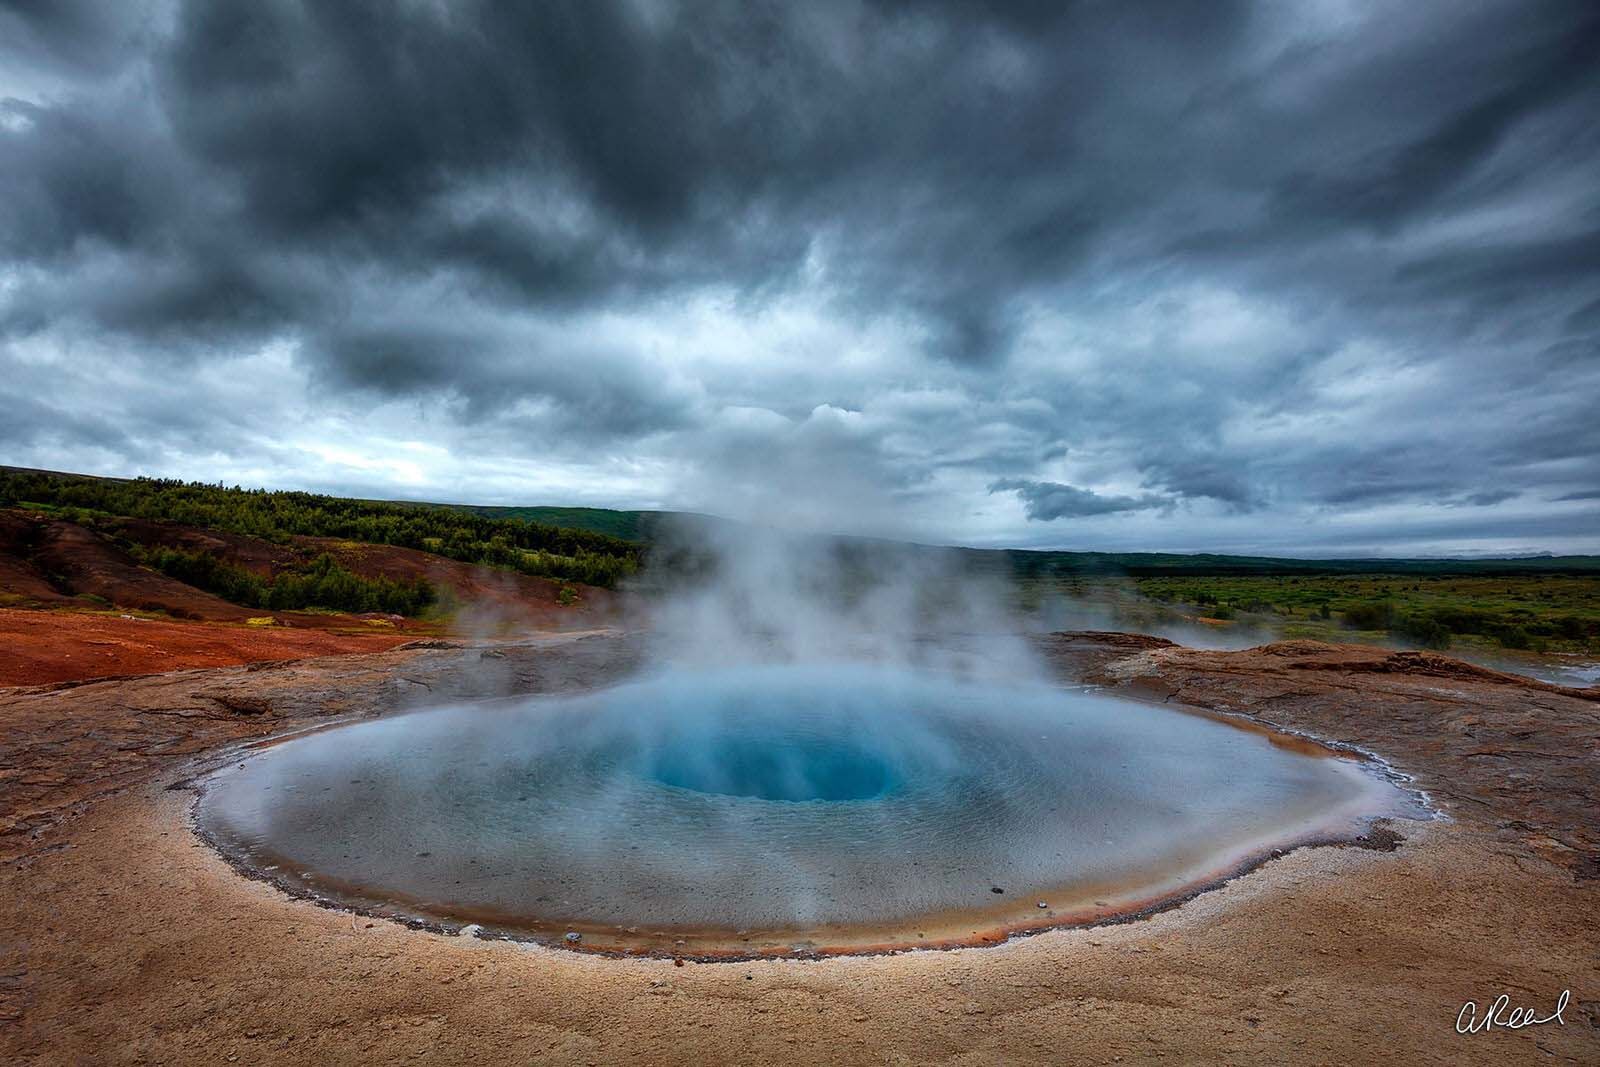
left=197, top=664, right=1398, bottom=946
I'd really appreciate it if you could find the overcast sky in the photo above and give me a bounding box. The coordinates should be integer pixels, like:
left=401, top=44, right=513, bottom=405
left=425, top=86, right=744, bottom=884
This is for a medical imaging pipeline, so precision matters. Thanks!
left=2, top=1, right=1597, bottom=556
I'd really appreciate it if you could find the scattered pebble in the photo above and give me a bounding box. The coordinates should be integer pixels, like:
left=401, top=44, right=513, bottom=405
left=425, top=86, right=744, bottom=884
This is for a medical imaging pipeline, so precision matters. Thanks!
left=1037, top=901, right=1049, bottom=909
left=991, top=886, right=1004, bottom=894
left=564, top=931, right=581, bottom=943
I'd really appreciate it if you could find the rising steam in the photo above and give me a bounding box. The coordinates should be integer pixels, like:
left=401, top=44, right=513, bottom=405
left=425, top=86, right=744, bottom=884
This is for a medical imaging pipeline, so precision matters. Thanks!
left=631, top=516, right=1048, bottom=682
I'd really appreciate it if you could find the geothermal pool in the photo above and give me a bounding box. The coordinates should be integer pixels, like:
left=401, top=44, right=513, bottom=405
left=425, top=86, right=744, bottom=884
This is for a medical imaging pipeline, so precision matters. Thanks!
left=195, top=664, right=1408, bottom=955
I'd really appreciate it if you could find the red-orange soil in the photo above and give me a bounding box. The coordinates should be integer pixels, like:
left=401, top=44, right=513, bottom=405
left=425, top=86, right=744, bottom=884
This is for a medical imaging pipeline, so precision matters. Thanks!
left=0, top=608, right=419, bottom=687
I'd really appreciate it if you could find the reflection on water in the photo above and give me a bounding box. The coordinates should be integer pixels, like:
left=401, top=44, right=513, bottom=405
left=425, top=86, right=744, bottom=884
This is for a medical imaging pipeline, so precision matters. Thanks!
left=198, top=664, right=1404, bottom=942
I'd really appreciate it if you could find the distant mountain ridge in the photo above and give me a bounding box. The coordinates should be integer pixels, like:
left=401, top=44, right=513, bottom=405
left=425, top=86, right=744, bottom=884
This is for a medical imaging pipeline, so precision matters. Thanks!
left=8, top=467, right=1598, bottom=577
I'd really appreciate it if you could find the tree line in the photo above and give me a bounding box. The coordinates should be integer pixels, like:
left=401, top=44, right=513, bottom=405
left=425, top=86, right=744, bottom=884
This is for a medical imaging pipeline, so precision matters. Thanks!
left=134, top=546, right=435, bottom=616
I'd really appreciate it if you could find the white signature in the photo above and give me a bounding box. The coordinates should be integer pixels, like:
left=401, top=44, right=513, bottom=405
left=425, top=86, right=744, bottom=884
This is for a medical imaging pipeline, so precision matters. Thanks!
left=1455, top=990, right=1568, bottom=1034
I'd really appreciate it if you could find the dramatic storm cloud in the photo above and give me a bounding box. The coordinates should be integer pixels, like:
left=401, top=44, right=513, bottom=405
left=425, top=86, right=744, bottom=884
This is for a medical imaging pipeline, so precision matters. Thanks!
left=989, top=480, right=1168, bottom=521
left=2, top=0, right=1597, bottom=554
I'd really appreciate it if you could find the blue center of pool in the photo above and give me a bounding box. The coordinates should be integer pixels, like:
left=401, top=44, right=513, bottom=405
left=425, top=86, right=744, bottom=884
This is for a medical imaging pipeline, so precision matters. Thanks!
left=648, top=729, right=898, bottom=802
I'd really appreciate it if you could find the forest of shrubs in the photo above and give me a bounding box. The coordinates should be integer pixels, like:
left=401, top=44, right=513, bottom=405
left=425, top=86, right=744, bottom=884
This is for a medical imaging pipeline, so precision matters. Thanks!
left=134, top=546, right=435, bottom=616
left=1, top=469, right=641, bottom=589
left=1333, top=600, right=1590, bottom=651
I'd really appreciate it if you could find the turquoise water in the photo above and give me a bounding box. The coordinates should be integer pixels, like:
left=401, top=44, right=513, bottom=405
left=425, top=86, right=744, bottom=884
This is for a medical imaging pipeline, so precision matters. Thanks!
left=647, top=727, right=898, bottom=802
left=196, top=664, right=1393, bottom=942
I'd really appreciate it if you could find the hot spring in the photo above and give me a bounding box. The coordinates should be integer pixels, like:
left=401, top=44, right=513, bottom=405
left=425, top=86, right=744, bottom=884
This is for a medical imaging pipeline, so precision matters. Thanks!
left=195, top=664, right=1410, bottom=956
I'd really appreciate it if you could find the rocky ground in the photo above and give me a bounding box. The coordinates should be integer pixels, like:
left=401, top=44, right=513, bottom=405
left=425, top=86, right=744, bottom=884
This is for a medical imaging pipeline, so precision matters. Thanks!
left=1, top=631, right=1596, bottom=1064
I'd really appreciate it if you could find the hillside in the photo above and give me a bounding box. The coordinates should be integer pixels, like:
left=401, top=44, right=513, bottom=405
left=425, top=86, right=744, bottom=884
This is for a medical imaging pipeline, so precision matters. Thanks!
left=0, top=469, right=637, bottom=684
left=1, top=467, right=641, bottom=587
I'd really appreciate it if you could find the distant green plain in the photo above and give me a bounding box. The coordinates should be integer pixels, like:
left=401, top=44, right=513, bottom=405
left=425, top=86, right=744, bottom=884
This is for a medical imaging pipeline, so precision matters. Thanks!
left=1018, top=572, right=1600, bottom=657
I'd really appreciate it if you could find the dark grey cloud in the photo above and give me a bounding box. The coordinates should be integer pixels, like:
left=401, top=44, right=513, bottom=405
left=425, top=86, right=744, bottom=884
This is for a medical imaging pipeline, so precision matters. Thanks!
left=0, top=1, right=151, bottom=82
left=1, top=0, right=1597, bottom=552
left=1460, top=491, right=1519, bottom=508
left=990, top=480, right=1168, bottom=521
left=1269, top=8, right=1600, bottom=232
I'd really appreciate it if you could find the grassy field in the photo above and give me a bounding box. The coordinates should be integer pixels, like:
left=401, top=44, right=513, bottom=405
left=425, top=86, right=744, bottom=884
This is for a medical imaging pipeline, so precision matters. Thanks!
left=1017, top=573, right=1600, bottom=658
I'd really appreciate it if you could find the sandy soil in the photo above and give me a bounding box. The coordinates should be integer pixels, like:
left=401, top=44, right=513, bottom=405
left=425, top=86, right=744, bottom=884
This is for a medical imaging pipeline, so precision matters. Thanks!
left=1, top=633, right=1596, bottom=1064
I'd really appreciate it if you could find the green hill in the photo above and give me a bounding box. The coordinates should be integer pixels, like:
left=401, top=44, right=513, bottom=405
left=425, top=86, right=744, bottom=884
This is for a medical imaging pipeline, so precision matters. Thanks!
left=1, top=467, right=642, bottom=588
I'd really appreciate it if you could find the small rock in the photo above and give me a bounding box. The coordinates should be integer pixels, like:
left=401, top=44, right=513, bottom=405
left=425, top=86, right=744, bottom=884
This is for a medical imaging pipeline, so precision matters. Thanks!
left=212, top=694, right=272, bottom=716
left=564, top=931, right=582, bottom=944
left=1037, top=901, right=1049, bottom=909
left=990, top=886, right=1004, bottom=894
